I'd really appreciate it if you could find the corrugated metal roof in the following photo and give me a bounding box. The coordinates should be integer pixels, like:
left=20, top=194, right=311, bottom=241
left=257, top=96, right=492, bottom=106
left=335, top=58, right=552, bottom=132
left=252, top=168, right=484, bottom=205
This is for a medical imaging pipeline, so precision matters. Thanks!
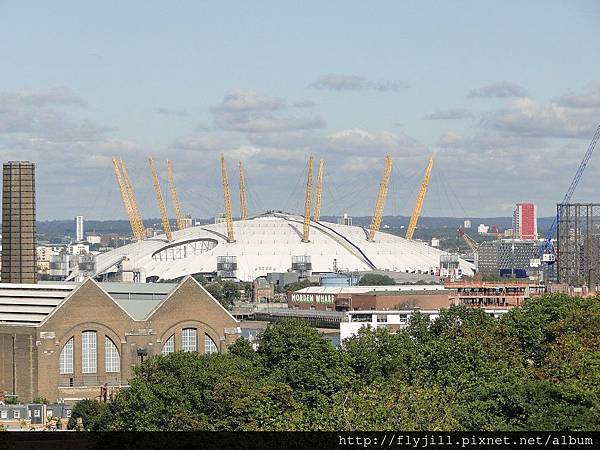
left=0, top=281, right=179, bottom=326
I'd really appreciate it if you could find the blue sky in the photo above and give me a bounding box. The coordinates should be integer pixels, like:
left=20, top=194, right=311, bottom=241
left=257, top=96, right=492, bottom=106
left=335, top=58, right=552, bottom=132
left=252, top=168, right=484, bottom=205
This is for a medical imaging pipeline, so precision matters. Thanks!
left=1, top=1, right=599, bottom=220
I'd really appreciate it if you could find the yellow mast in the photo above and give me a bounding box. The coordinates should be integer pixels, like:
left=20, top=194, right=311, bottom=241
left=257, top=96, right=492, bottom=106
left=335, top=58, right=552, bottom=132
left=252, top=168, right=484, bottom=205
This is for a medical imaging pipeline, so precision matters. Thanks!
left=112, top=158, right=141, bottom=240
left=220, top=155, right=235, bottom=242
left=148, top=157, right=173, bottom=241
left=302, top=155, right=314, bottom=242
left=406, top=155, right=435, bottom=240
left=166, top=160, right=185, bottom=230
left=119, top=159, right=145, bottom=241
left=238, top=161, right=248, bottom=220
left=313, top=159, right=324, bottom=222
left=368, top=155, right=393, bottom=241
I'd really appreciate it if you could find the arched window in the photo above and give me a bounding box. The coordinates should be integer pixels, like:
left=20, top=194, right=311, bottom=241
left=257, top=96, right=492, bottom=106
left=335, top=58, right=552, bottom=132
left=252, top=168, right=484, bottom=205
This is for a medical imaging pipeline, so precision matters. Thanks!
left=182, top=328, right=197, bottom=352
left=161, top=334, right=175, bottom=355
left=59, top=337, right=74, bottom=374
left=204, top=334, right=218, bottom=354
left=82, top=331, right=97, bottom=374
left=105, top=337, right=120, bottom=373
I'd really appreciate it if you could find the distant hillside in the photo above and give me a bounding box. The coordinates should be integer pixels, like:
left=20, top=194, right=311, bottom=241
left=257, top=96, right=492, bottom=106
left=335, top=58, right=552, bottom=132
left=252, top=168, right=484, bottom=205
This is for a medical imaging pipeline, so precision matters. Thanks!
left=32, top=215, right=555, bottom=242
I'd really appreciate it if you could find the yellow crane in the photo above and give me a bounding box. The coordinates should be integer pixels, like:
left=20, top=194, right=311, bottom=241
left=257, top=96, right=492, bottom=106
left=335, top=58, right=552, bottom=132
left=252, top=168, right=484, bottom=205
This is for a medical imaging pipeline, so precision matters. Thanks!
left=119, top=159, right=145, bottom=241
left=405, top=154, right=435, bottom=240
left=220, top=155, right=235, bottom=242
left=302, top=155, right=314, bottom=242
left=457, top=228, right=479, bottom=253
left=166, top=160, right=186, bottom=230
left=238, top=161, right=248, bottom=220
left=368, top=155, right=393, bottom=241
left=148, top=157, right=173, bottom=241
left=313, top=159, right=324, bottom=222
left=112, top=158, right=142, bottom=240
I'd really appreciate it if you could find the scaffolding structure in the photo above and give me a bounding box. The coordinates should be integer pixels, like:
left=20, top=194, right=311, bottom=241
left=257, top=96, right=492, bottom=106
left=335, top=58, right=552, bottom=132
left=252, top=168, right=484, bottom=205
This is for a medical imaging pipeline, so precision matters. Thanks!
left=557, top=203, right=600, bottom=288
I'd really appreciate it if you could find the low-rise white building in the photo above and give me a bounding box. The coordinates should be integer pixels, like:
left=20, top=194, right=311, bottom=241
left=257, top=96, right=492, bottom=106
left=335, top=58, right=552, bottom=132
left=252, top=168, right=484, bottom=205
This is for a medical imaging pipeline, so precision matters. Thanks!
left=339, top=309, right=510, bottom=342
left=86, top=235, right=101, bottom=244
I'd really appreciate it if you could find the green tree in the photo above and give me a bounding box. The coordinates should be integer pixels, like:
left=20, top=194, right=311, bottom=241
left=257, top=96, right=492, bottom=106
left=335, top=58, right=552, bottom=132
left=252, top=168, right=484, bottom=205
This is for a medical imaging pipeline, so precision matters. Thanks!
left=257, top=320, right=350, bottom=406
left=105, top=352, right=296, bottom=431
left=501, top=294, right=596, bottom=366
left=342, top=326, right=417, bottom=385
left=192, top=274, right=208, bottom=285
left=330, top=382, right=459, bottom=431
left=283, top=279, right=317, bottom=292
left=67, top=399, right=110, bottom=431
left=358, top=273, right=395, bottom=286
left=227, top=337, right=257, bottom=361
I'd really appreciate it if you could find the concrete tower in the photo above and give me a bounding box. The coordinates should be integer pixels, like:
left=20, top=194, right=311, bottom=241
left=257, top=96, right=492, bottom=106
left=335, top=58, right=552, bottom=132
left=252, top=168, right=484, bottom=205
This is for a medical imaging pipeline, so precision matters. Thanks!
left=2, top=161, right=36, bottom=283
left=75, top=215, right=84, bottom=242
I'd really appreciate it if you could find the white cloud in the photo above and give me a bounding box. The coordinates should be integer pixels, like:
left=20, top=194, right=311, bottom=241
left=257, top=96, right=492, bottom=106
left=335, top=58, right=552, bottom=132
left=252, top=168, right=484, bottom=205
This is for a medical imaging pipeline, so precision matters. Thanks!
left=210, top=90, right=285, bottom=113
left=480, top=98, right=596, bottom=138
left=210, top=90, right=324, bottom=133
left=0, top=87, right=86, bottom=107
left=468, top=81, right=527, bottom=98
left=310, top=74, right=408, bottom=92
left=328, top=128, right=426, bottom=156
left=425, top=108, right=473, bottom=120
left=554, top=85, right=600, bottom=108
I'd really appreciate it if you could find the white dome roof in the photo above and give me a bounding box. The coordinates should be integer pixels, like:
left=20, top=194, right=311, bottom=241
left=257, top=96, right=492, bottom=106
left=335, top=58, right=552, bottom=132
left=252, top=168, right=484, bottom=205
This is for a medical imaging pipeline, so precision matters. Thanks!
left=92, top=212, right=474, bottom=282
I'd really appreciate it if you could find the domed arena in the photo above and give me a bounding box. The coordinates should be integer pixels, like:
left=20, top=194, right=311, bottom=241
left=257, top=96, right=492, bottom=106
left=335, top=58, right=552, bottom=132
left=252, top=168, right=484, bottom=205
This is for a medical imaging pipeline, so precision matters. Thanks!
left=89, top=211, right=475, bottom=282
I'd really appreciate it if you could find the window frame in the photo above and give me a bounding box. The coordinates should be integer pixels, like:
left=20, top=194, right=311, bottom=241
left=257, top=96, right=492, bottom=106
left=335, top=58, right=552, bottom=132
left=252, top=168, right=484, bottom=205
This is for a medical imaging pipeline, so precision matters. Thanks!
left=59, top=337, right=74, bottom=375
left=182, top=328, right=197, bottom=352
left=161, top=334, right=175, bottom=355
left=204, top=333, right=218, bottom=354
left=104, top=336, right=120, bottom=373
left=81, top=330, right=97, bottom=374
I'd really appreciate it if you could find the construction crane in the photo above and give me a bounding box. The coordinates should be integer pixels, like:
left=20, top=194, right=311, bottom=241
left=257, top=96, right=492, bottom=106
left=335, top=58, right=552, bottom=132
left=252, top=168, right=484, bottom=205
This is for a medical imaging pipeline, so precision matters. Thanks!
left=406, top=154, right=435, bottom=240
left=148, top=157, right=173, bottom=242
left=220, top=155, right=235, bottom=242
left=119, top=159, right=145, bottom=241
left=302, top=155, right=314, bottom=242
left=457, top=227, right=479, bottom=253
left=313, top=159, right=324, bottom=222
left=541, top=123, right=600, bottom=263
left=112, top=158, right=142, bottom=240
left=166, top=160, right=186, bottom=231
left=368, top=155, right=393, bottom=242
left=238, top=161, right=248, bottom=220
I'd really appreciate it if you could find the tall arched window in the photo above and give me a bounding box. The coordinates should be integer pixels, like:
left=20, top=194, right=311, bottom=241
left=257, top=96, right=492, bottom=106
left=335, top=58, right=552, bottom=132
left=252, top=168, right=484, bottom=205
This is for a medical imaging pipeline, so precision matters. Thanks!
left=82, top=331, right=97, bottom=374
left=105, top=336, right=120, bottom=373
left=59, top=337, right=74, bottom=374
left=182, top=328, right=197, bottom=352
left=204, top=334, right=218, bottom=354
left=161, top=334, right=175, bottom=355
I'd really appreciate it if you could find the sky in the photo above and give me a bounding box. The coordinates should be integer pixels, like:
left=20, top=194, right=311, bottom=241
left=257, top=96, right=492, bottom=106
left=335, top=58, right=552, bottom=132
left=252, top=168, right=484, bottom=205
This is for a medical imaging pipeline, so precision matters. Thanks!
left=1, top=1, right=599, bottom=220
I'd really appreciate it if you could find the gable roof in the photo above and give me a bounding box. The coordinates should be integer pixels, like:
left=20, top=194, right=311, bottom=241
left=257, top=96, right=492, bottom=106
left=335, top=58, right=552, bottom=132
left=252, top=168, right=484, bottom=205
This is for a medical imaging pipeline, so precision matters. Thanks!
left=0, top=279, right=179, bottom=326
left=145, top=275, right=239, bottom=323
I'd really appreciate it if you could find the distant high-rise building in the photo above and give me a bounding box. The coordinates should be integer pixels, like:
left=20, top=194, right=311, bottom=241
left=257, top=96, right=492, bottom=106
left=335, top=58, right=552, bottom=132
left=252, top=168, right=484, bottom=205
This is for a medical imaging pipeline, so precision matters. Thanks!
left=2, top=161, right=36, bottom=283
left=337, top=213, right=352, bottom=226
left=463, top=219, right=471, bottom=229
left=512, top=203, right=537, bottom=240
left=75, top=215, right=84, bottom=242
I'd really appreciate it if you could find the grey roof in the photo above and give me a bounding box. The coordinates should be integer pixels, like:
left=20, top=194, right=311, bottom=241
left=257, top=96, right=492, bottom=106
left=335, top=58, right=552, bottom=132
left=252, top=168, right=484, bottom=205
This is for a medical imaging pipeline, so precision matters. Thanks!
left=0, top=281, right=179, bottom=326
left=111, top=298, right=163, bottom=321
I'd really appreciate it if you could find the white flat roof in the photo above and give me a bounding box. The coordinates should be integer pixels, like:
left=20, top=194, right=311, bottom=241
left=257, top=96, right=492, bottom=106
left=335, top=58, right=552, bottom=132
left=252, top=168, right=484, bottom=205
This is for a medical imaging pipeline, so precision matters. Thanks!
left=295, top=285, right=447, bottom=295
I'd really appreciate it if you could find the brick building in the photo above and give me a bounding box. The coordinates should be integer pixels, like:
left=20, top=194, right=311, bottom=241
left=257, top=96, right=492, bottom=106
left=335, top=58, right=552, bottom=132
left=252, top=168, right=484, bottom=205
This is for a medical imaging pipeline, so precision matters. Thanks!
left=0, top=276, right=240, bottom=403
left=446, top=281, right=545, bottom=308
left=288, top=285, right=451, bottom=311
